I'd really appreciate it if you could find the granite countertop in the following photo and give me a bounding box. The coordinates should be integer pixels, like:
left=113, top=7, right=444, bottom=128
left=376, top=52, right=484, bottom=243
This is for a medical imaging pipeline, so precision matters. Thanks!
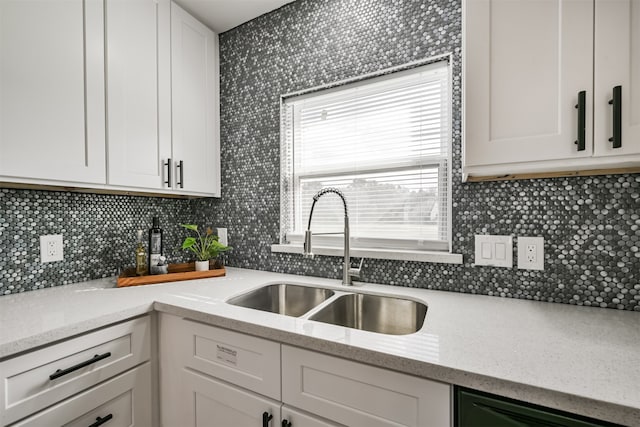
left=0, top=267, right=638, bottom=425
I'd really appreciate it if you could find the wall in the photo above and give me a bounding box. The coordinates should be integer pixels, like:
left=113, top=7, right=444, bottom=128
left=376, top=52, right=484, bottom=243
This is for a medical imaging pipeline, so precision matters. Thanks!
left=0, top=189, right=192, bottom=294
left=1, top=0, right=638, bottom=311
left=194, top=0, right=640, bottom=311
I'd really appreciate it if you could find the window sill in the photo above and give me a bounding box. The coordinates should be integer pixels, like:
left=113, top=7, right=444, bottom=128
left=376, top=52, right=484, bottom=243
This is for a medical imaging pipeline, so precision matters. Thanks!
left=271, top=244, right=463, bottom=264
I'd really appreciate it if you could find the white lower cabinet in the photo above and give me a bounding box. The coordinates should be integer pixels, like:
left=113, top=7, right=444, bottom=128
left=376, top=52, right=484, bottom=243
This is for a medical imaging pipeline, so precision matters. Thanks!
left=0, top=316, right=152, bottom=426
left=158, top=313, right=451, bottom=427
left=13, top=362, right=152, bottom=427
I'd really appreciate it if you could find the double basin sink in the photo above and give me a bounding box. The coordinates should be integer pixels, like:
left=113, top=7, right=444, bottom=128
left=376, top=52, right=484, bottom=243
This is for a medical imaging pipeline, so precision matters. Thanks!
left=226, top=283, right=427, bottom=335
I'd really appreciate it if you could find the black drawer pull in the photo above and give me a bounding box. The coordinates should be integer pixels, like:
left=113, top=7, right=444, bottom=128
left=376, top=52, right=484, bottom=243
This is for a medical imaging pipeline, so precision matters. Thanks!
left=574, top=90, right=586, bottom=151
left=177, top=160, right=184, bottom=188
left=88, top=414, right=113, bottom=427
left=608, top=85, right=622, bottom=148
left=49, top=352, right=112, bottom=380
left=282, top=420, right=292, bottom=427
left=164, top=158, right=172, bottom=187
left=262, top=412, right=273, bottom=427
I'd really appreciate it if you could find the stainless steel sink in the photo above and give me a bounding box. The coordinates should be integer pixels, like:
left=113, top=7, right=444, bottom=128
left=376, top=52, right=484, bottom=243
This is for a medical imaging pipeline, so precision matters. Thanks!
left=309, top=293, right=427, bottom=335
left=227, top=283, right=335, bottom=317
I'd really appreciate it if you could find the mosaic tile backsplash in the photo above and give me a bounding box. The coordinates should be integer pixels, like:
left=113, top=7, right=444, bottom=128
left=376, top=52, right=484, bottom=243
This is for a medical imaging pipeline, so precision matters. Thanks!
left=1, top=0, right=639, bottom=312
left=193, top=0, right=640, bottom=311
left=0, top=189, right=192, bottom=294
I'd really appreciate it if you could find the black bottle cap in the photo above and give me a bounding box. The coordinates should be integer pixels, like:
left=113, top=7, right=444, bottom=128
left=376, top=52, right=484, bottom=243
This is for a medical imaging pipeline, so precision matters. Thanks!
left=152, top=217, right=159, bottom=228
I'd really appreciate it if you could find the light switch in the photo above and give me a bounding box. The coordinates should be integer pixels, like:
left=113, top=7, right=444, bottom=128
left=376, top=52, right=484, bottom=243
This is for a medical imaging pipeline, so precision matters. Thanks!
left=474, top=235, right=513, bottom=268
left=481, top=242, right=492, bottom=259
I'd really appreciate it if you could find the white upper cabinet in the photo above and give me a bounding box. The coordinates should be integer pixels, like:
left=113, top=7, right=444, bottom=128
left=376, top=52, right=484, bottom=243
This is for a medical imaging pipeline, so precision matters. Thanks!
left=593, top=0, right=640, bottom=158
left=171, top=2, right=221, bottom=196
left=464, top=0, right=640, bottom=179
left=0, top=0, right=220, bottom=197
left=0, top=0, right=106, bottom=184
left=106, top=0, right=172, bottom=190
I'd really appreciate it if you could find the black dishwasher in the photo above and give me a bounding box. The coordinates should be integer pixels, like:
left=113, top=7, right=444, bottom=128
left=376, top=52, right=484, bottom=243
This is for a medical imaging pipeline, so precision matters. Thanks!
left=455, top=387, right=622, bottom=427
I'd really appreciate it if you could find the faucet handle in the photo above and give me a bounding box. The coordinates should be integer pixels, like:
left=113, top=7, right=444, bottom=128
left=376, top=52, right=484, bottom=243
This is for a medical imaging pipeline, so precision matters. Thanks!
left=349, top=257, right=364, bottom=279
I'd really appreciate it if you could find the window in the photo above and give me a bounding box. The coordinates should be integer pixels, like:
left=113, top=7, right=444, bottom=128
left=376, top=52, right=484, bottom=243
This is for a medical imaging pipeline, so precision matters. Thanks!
left=280, top=60, right=451, bottom=254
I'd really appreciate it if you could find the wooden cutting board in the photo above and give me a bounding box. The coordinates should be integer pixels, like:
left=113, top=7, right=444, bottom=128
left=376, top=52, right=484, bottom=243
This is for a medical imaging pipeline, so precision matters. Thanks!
left=116, top=262, right=225, bottom=287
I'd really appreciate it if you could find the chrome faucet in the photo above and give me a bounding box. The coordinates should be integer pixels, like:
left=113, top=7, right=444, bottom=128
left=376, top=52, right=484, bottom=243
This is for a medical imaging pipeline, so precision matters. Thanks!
left=303, top=187, right=363, bottom=285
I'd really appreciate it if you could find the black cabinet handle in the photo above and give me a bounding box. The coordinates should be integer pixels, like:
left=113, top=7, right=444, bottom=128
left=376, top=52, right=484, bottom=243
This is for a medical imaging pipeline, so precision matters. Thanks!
left=262, top=412, right=273, bottom=427
left=574, top=90, right=586, bottom=151
left=164, top=158, right=172, bottom=187
left=49, top=352, right=111, bottom=380
left=177, top=160, right=184, bottom=188
left=88, top=414, right=113, bottom=427
left=608, top=85, right=622, bottom=148
left=281, top=420, right=292, bottom=427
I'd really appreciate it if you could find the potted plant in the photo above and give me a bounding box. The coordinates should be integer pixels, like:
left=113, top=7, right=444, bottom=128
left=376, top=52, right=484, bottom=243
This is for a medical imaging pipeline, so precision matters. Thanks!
left=180, top=224, right=231, bottom=271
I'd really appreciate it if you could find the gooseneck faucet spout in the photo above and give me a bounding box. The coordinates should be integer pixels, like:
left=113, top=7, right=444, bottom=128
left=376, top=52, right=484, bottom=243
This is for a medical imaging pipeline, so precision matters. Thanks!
left=303, top=187, right=362, bottom=285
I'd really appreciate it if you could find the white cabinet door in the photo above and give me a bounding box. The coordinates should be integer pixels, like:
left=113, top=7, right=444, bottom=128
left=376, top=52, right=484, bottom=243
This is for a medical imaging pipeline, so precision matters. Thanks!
left=171, top=1, right=220, bottom=196
left=282, top=345, right=451, bottom=427
left=594, top=0, right=640, bottom=157
left=0, top=0, right=105, bottom=184
left=464, top=0, right=594, bottom=169
left=159, top=313, right=281, bottom=427
left=106, top=0, right=172, bottom=190
left=168, top=369, right=280, bottom=427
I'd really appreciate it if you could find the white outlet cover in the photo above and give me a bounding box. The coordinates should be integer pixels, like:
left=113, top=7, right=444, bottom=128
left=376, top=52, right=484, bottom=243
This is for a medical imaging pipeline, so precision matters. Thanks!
left=215, top=227, right=228, bottom=246
left=517, top=236, right=544, bottom=270
left=40, top=234, right=63, bottom=263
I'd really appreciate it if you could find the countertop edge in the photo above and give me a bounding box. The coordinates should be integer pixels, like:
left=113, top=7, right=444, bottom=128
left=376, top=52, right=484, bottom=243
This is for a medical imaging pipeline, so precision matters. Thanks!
left=0, top=303, right=155, bottom=360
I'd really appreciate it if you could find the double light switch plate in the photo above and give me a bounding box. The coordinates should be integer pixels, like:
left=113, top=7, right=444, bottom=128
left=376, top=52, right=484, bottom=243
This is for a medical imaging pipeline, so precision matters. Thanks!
left=474, top=235, right=513, bottom=268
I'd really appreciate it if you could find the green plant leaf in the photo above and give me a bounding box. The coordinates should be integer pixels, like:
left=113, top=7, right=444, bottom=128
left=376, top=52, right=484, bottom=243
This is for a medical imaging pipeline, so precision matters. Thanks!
left=182, top=236, right=197, bottom=249
left=180, top=224, right=232, bottom=261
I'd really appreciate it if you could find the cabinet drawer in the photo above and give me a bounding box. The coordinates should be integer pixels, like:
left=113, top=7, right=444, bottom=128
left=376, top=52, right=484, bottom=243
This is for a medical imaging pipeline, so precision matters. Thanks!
left=282, top=345, right=451, bottom=427
left=159, top=314, right=280, bottom=399
left=13, top=362, right=152, bottom=427
left=1, top=316, right=151, bottom=426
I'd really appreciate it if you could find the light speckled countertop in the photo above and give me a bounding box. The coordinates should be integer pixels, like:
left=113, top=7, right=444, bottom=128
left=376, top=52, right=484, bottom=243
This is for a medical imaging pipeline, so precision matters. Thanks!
left=0, top=268, right=638, bottom=425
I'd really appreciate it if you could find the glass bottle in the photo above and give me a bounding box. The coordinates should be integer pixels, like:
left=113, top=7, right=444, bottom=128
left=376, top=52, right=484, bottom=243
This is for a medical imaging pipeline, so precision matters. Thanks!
left=135, top=230, right=147, bottom=276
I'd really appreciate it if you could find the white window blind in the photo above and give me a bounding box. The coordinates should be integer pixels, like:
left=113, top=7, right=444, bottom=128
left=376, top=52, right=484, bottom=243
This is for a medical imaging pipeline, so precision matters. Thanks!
left=280, top=60, right=451, bottom=252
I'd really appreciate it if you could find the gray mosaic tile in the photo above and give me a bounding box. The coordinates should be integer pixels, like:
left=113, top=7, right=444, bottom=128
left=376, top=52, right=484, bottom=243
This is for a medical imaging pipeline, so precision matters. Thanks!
left=0, top=189, right=192, bottom=295
left=193, top=0, right=639, bottom=311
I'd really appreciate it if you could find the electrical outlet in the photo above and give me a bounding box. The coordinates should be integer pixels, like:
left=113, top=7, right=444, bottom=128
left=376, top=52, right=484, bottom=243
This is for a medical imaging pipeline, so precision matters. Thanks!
left=215, top=227, right=228, bottom=246
left=518, top=237, right=544, bottom=270
left=526, top=244, right=537, bottom=263
left=40, top=234, right=64, bottom=263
